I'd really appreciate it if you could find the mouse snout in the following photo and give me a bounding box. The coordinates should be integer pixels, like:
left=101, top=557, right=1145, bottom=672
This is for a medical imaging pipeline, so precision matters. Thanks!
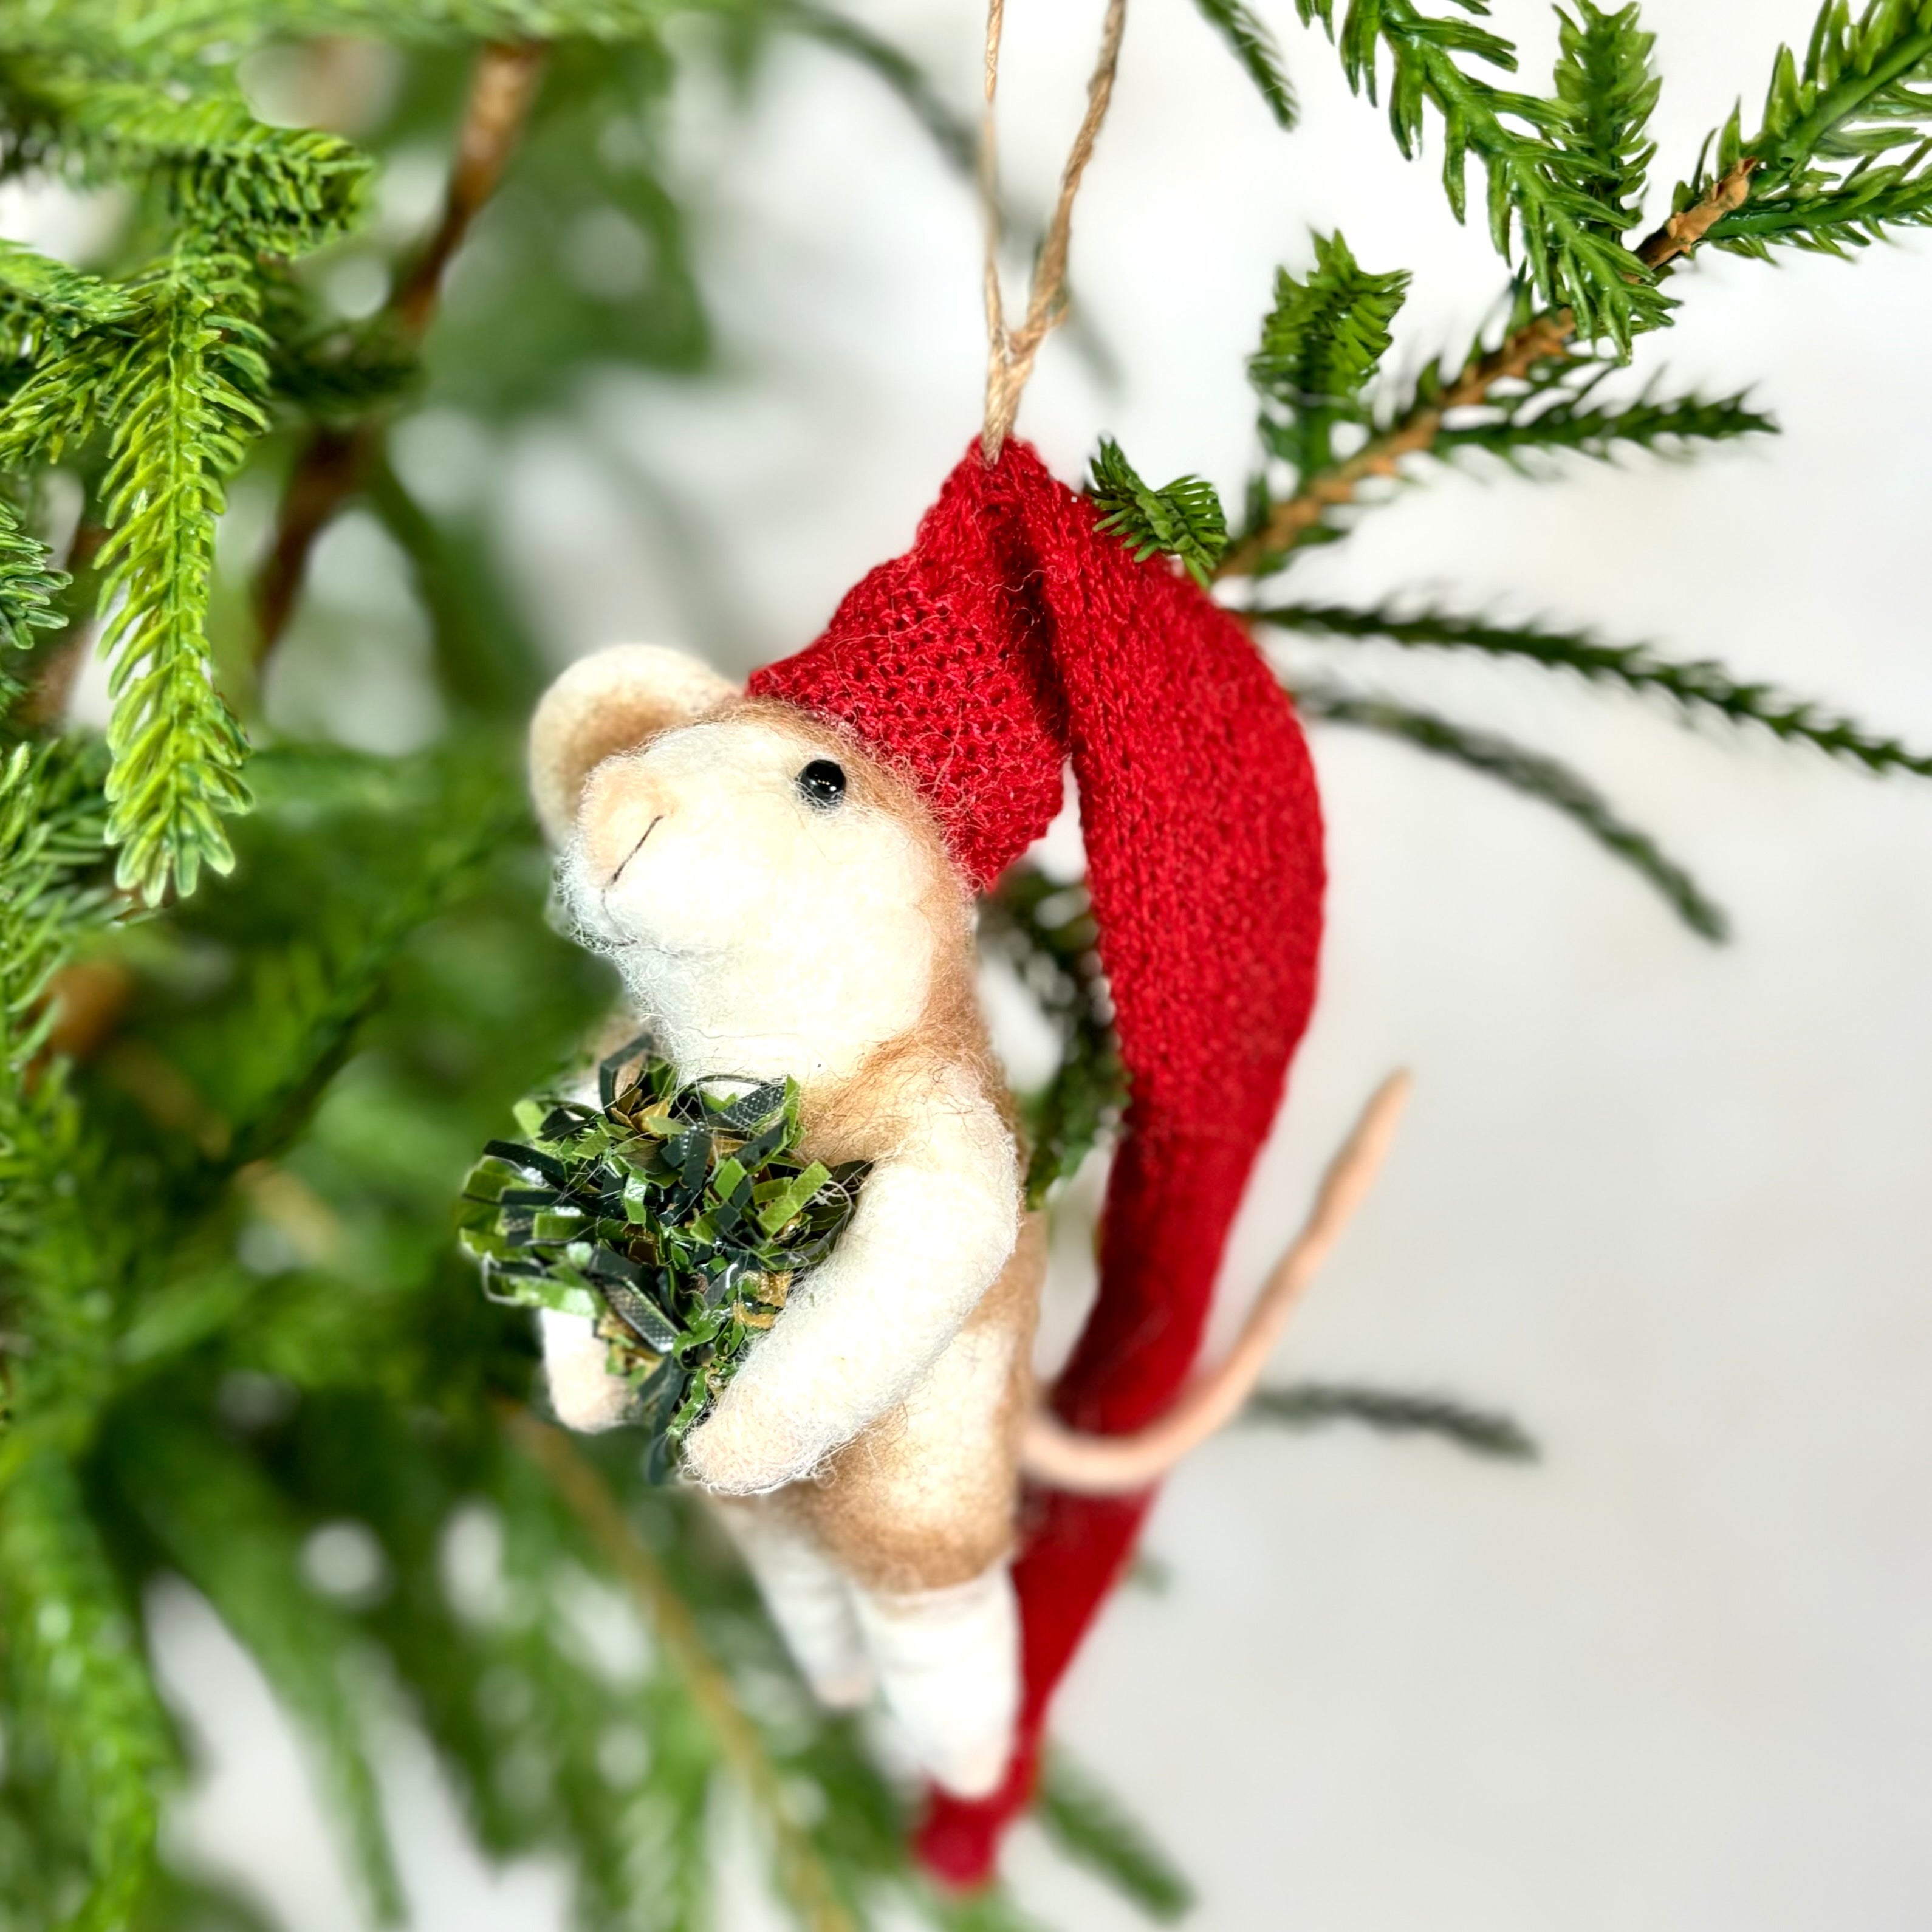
left=578, top=759, right=666, bottom=886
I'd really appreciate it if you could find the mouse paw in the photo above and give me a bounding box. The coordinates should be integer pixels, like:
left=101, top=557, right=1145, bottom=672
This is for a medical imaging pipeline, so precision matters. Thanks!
left=683, top=1383, right=823, bottom=1493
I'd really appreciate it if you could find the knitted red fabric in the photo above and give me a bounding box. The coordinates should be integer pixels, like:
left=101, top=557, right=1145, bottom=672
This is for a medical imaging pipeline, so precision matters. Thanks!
left=750, top=441, right=1324, bottom=1885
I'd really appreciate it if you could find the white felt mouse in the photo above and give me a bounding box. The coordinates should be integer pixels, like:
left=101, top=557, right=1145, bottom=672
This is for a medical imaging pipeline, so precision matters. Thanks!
left=518, top=442, right=1394, bottom=1866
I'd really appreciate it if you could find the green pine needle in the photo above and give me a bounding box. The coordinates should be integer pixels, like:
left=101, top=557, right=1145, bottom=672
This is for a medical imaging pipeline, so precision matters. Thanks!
left=0, top=498, right=69, bottom=685
left=1192, top=0, right=1298, bottom=127
left=1259, top=601, right=1932, bottom=779
left=1292, top=677, right=1729, bottom=940
left=1088, top=437, right=1229, bottom=587
left=1033, top=1750, right=1195, bottom=1924
left=1292, top=0, right=1672, bottom=348
left=0, top=1449, right=176, bottom=1932
left=1250, top=230, right=1410, bottom=478
left=1552, top=2, right=1660, bottom=235
left=1681, top=0, right=1932, bottom=257
left=92, top=255, right=269, bottom=905
left=982, top=866, right=1128, bottom=1208
left=2, top=69, right=371, bottom=258
left=1428, top=375, right=1776, bottom=466
left=1245, top=1382, right=1540, bottom=1460
left=109, top=1417, right=405, bottom=1924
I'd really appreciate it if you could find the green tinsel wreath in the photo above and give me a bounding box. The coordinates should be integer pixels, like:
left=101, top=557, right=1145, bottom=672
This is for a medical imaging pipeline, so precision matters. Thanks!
left=460, top=1037, right=868, bottom=1482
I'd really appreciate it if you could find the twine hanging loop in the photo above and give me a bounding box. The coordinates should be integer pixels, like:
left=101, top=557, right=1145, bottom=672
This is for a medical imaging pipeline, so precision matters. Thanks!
left=980, top=0, right=1128, bottom=464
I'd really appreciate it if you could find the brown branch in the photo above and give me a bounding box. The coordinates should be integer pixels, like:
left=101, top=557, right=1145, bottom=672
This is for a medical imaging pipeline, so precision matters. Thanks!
left=1215, top=310, right=1577, bottom=578
left=1634, top=157, right=1760, bottom=271
left=499, top=1406, right=858, bottom=1932
left=252, top=41, right=548, bottom=663
left=1216, top=158, right=1764, bottom=581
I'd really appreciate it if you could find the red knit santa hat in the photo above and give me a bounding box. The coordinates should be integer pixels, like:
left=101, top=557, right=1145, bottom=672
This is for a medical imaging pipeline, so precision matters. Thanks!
left=750, top=438, right=1325, bottom=1884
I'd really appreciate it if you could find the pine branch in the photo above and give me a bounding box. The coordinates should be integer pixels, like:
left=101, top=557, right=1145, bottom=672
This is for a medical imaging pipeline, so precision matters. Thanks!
left=502, top=1407, right=861, bottom=1932
left=1291, top=677, right=1729, bottom=939
left=1551, top=2, right=1659, bottom=235
left=0, top=1448, right=175, bottom=1932
left=253, top=40, right=549, bottom=659
left=1033, top=1750, right=1194, bottom=1924
left=91, top=254, right=267, bottom=905
left=982, top=866, right=1126, bottom=1207
left=0, top=241, right=134, bottom=361
left=1249, top=230, right=1410, bottom=478
left=1261, top=601, right=1932, bottom=778
left=1245, top=1382, right=1539, bottom=1459
left=1664, top=1, right=1932, bottom=259
left=0, top=69, right=369, bottom=258
left=0, top=499, right=69, bottom=695
left=110, top=1417, right=404, bottom=1923
left=779, top=2, right=979, bottom=171
left=1430, top=374, right=1775, bottom=465
left=1088, top=437, right=1229, bottom=587
left=1191, top=0, right=1298, bottom=128
left=1291, top=0, right=1669, bottom=346
left=1218, top=307, right=1577, bottom=576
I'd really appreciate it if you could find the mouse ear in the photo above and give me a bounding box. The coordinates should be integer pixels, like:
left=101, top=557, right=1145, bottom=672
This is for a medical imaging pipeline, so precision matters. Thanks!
left=528, top=644, right=738, bottom=844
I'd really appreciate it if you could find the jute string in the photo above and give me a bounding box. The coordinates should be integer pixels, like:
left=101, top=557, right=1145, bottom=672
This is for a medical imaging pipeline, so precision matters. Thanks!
left=980, top=0, right=1128, bottom=464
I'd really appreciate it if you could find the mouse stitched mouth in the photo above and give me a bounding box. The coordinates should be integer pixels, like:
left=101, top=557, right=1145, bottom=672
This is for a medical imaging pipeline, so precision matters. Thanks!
left=608, top=814, right=663, bottom=888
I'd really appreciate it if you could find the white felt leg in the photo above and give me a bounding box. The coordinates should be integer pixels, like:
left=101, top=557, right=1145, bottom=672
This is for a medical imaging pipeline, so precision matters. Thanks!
left=714, top=1506, right=873, bottom=1711
left=539, top=1308, right=632, bottom=1433
left=851, top=1563, right=1019, bottom=1800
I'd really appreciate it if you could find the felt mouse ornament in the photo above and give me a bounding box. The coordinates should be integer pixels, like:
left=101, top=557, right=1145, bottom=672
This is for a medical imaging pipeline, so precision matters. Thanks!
left=526, top=437, right=1351, bottom=1883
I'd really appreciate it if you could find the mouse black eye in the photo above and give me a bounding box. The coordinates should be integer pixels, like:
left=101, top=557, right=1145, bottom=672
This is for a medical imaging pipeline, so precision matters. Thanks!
left=796, top=759, right=846, bottom=809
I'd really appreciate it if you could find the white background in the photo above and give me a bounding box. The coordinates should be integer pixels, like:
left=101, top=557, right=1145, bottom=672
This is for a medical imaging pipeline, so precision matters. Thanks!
left=83, top=0, right=1932, bottom=1925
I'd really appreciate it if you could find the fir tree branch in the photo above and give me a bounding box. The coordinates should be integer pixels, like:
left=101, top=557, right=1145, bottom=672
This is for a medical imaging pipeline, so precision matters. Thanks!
left=0, top=498, right=69, bottom=699
left=0, top=69, right=370, bottom=258
left=1249, top=230, right=1410, bottom=478
left=1033, top=1750, right=1194, bottom=1923
left=1217, top=308, right=1576, bottom=576
left=1551, top=2, right=1659, bottom=236
left=1674, top=1, right=1932, bottom=260
left=1261, top=601, right=1932, bottom=778
left=1290, top=677, right=1728, bottom=939
left=502, top=1406, right=860, bottom=1932
left=1429, top=377, right=1775, bottom=465
left=0, top=1448, right=176, bottom=1932
left=92, top=253, right=265, bottom=905
left=1245, top=1382, right=1539, bottom=1459
left=1292, top=0, right=1668, bottom=345
left=1087, top=437, right=1228, bottom=587
left=111, top=1417, right=405, bottom=1923
left=1191, top=0, right=1297, bottom=128
left=253, top=41, right=549, bottom=659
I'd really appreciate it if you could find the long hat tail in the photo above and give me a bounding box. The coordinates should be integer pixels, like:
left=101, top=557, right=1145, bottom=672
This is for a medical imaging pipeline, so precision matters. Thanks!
left=753, top=442, right=1324, bottom=1884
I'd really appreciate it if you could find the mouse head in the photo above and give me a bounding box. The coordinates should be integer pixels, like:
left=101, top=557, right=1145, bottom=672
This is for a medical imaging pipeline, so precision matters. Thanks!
left=530, top=645, right=965, bottom=1069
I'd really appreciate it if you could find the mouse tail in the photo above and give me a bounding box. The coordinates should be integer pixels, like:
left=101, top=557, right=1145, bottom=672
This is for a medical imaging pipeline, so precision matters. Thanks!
left=1018, top=1070, right=1408, bottom=1495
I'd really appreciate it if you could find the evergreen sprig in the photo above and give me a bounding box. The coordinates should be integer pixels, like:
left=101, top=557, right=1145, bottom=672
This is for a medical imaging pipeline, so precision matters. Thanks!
left=92, top=256, right=267, bottom=904
left=1034, top=1752, right=1194, bottom=1924
left=1427, top=370, right=1775, bottom=466
left=1191, top=0, right=1298, bottom=128
left=1261, top=600, right=1932, bottom=778
left=1246, top=1382, right=1539, bottom=1459
left=1292, top=0, right=1670, bottom=346
left=1088, top=437, right=1229, bottom=587
left=1686, top=0, right=1932, bottom=256
left=1292, top=677, right=1729, bottom=939
left=2, top=70, right=371, bottom=256
left=982, top=866, right=1128, bottom=1210
left=1249, top=230, right=1410, bottom=478
left=1551, top=2, right=1659, bottom=234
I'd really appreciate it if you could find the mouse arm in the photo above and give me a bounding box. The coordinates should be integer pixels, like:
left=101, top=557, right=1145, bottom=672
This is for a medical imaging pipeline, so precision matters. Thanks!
left=681, top=1070, right=1020, bottom=1495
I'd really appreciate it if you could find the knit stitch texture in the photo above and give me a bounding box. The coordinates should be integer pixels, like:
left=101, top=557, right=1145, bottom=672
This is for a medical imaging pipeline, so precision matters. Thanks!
left=750, top=440, right=1325, bottom=1883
